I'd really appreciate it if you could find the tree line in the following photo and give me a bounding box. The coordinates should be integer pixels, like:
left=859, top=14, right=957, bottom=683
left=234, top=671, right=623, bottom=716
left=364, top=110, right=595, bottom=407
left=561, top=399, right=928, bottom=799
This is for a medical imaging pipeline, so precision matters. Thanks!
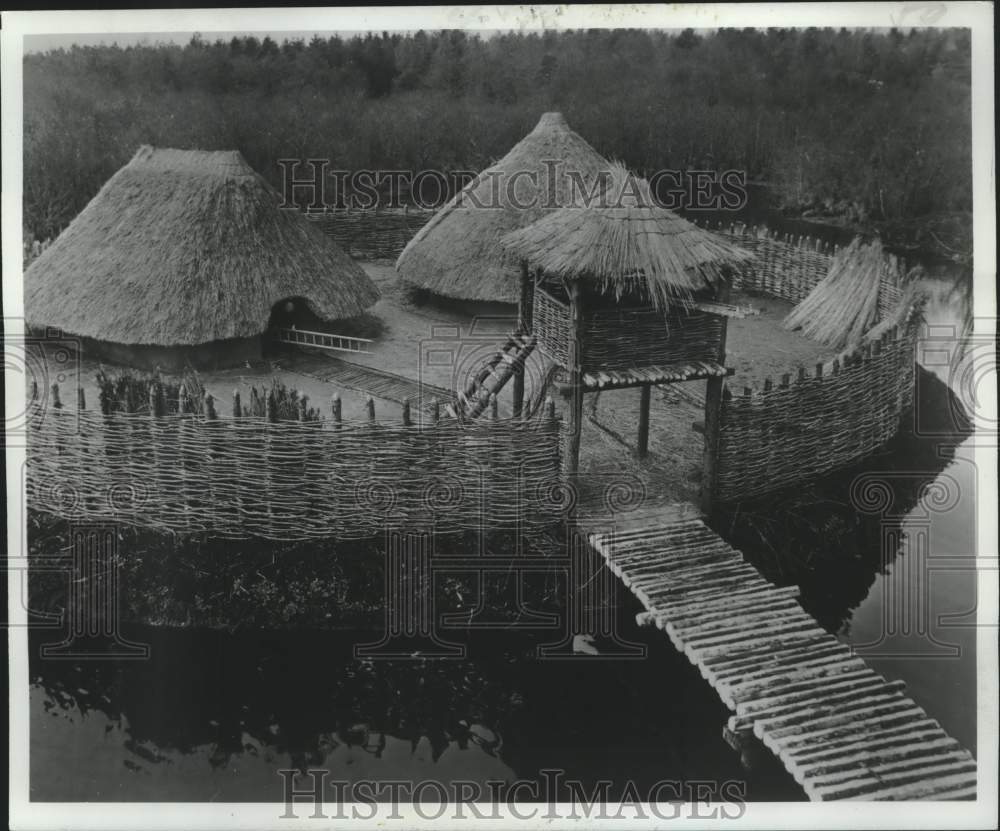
left=24, top=27, right=971, bottom=243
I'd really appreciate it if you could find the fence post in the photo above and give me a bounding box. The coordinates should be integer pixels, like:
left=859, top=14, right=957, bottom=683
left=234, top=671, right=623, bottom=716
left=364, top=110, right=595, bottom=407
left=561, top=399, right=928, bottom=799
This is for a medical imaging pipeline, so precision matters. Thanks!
left=51, top=382, right=62, bottom=410
left=233, top=389, right=242, bottom=419
left=203, top=392, right=218, bottom=529
left=77, top=387, right=86, bottom=410
left=177, top=384, right=192, bottom=530
left=701, top=276, right=731, bottom=516
left=332, top=393, right=342, bottom=428
left=637, top=384, right=651, bottom=458
left=366, top=395, right=376, bottom=425
left=430, top=398, right=440, bottom=425
left=402, top=398, right=412, bottom=427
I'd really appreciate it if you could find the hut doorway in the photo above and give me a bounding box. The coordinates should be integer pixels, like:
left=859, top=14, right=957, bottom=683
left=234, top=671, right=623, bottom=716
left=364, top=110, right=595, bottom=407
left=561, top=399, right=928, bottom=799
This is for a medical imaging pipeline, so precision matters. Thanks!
left=265, top=296, right=374, bottom=357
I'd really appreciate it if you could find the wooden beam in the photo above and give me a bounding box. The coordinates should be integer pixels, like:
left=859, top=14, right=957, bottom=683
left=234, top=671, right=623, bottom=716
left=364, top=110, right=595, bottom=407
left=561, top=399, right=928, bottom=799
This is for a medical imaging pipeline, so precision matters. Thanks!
left=565, top=278, right=585, bottom=478
left=637, top=384, right=651, bottom=457
left=513, top=261, right=534, bottom=417
left=701, top=273, right=732, bottom=515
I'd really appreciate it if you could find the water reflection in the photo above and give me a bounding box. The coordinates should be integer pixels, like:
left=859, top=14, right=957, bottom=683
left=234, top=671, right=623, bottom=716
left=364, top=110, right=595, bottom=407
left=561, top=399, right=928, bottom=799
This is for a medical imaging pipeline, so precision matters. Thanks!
left=30, top=625, right=802, bottom=802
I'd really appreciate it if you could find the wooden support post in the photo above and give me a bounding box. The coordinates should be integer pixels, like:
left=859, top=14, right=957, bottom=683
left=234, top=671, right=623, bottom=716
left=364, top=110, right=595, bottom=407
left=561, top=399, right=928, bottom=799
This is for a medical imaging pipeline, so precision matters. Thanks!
left=512, top=261, right=534, bottom=418
left=77, top=387, right=86, bottom=410
left=565, top=278, right=585, bottom=479
left=637, top=384, right=651, bottom=458
left=701, top=274, right=732, bottom=516
left=331, top=393, right=342, bottom=427
left=232, top=389, right=242, bottom=418
left=366, top=395, right=376, bottom=425
left=402, top=398, right=412, bottom=426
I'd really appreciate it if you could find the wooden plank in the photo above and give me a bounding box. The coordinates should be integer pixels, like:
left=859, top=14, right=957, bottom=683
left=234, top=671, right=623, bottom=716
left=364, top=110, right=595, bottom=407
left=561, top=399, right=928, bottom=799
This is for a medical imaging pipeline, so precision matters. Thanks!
left=581, top=510, right=976, bottom=803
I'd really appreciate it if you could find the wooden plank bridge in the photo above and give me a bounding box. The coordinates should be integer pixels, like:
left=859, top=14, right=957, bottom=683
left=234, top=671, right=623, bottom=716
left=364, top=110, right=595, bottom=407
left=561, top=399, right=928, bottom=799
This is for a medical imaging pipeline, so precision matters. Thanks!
left=583, top=506, right=977, bottom=802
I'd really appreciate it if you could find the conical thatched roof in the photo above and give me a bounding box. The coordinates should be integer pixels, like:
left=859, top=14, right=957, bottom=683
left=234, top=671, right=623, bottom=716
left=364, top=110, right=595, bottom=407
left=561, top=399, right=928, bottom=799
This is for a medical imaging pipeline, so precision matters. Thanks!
left=501, top=163, right=755, bottom=309
left=25, top=146, right=379, bottom=346
left=395, top=112, right=612, bottom=303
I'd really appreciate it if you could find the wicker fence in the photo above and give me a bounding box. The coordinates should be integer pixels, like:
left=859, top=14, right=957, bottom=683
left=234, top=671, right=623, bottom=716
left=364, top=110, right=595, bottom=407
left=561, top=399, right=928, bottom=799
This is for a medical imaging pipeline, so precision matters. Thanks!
left=26, top=393, right=561, bottom=540
left=305, top=207, right=434, bottom=261
left=713, top=305, right=921, bottom=503
left=698, top=221, right=906, bottom=317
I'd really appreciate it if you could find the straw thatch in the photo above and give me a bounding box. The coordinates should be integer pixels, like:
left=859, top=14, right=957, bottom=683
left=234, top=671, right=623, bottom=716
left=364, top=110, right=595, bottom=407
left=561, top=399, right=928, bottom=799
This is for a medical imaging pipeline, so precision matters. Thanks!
left=395, top=112, right=612, bottom=303
left=500, top=163, right=755, bottom=309
left=25, top=146, right=379, bottom=346
left=783, top=237, right=902, bottom=349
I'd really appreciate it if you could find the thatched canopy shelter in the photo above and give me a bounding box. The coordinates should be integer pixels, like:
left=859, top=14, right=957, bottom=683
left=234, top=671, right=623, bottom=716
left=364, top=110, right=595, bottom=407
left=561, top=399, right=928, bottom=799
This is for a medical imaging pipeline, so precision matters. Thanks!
left=395, top=112, right=612, bottom=303
left=501, top=165, right=755, bottom=483
left=501, top=164, right=754, bottom=310
left=25, top=145, right=379, bottom=371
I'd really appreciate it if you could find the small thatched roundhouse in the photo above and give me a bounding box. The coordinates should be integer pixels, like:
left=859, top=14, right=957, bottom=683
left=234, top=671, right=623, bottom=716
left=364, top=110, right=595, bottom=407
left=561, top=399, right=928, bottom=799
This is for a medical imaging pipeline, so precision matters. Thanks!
left=501, top=165, right=755, bottom=374
left=395, top=112, right=612, bottom=304
left=502, top=164, right=756, bottom=480
left=25, top=146, right=379, bottom=372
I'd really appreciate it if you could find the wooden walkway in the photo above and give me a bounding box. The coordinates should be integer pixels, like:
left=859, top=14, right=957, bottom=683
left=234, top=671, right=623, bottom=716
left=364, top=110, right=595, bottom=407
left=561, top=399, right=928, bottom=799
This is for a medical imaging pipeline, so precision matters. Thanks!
left=585, top=507, right=977, bottom=801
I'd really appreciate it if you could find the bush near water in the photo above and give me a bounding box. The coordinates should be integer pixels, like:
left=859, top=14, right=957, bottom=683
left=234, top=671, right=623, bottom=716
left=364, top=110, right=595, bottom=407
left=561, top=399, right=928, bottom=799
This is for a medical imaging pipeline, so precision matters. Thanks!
left=24, top=29, right=970, bottom=257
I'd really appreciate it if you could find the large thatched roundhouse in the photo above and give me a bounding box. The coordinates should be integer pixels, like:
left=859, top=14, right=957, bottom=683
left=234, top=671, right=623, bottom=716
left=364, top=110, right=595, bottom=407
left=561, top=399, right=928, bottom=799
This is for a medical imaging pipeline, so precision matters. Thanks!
left=25, top=146, right=379, bottom=372
left=395, top=112, right=612, bottom=304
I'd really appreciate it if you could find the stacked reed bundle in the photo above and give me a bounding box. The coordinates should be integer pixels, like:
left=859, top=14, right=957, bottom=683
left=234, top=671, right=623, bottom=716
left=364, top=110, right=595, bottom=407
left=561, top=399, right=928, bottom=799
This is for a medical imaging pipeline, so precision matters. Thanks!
left=783, top=237, right=904, bottom=350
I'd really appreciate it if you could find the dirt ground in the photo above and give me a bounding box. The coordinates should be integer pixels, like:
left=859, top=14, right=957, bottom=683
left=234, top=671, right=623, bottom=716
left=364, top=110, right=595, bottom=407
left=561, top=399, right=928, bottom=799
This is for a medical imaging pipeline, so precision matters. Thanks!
left=51, top=263, right=832, bottom=505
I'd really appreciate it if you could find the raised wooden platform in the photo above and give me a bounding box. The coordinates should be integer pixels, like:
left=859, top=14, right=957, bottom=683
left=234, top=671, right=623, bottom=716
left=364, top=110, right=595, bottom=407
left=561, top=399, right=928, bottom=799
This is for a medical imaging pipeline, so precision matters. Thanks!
left=585, top=508, right=977, bottom=801
left=552, top=362, right=733, bottom=392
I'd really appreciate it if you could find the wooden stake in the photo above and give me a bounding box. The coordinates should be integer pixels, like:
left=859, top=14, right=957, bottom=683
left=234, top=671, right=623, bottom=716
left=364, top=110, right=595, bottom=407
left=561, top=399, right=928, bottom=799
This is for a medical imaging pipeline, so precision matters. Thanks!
left=402, top=398, right=412, bottom=426
left=701, top=274, right=732, bottom=515
left=513, top=261, right=534, bottom=419
left=332, top=393, right=342, bottom=427
left=565, top=278, right=585, bottom=479
left=637, top=384, right=651, bottom=458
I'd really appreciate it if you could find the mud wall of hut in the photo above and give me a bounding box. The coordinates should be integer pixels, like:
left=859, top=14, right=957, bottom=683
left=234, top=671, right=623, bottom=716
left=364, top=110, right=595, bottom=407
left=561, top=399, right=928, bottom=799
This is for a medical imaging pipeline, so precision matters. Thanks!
left=27, top=399, right=561, bottom=540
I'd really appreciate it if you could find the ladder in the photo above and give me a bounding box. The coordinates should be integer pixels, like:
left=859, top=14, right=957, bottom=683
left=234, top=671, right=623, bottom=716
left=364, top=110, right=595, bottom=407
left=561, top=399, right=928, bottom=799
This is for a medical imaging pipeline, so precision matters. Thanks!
left=273, top=326, right=372, bottom=355
left=446, top=332, right=536, bottom=420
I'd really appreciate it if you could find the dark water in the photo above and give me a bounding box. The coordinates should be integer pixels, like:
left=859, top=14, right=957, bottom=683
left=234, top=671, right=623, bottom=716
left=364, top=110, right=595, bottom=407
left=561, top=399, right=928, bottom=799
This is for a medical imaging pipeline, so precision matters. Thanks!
left=28, top=284, right=976, bottom=803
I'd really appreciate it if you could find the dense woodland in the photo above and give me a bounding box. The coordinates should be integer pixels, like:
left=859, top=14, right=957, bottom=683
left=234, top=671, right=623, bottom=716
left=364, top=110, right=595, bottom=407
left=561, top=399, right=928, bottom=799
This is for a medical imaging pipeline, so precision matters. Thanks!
left=24, top=28, right=971, bottom=253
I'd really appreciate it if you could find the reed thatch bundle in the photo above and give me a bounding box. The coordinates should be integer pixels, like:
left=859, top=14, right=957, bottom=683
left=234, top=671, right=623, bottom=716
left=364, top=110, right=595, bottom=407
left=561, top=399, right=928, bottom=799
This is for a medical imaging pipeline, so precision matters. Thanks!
left=395, top=112, right=612, bottom=303
left=783, top=237, right=901, bottom=349
left=500, top=163, right=755, bottom=309
left=25, top=146, right=379, bottom=346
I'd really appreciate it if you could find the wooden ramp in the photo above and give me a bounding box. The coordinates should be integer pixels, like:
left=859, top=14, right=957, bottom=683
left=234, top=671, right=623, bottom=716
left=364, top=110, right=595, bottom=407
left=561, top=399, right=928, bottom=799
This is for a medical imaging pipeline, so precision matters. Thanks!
left=585, top=509, right=977, bottom=801
left=279, top=352, right=451, bottom=412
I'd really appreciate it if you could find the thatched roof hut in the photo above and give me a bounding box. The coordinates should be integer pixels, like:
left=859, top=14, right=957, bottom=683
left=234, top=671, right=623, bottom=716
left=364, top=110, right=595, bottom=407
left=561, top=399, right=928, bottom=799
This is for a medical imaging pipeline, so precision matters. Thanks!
left=501, top=164, right=754, bottom=310
left=25, top=146, right=379, bottom=371
left=395, top=112, right=612, bottom=303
